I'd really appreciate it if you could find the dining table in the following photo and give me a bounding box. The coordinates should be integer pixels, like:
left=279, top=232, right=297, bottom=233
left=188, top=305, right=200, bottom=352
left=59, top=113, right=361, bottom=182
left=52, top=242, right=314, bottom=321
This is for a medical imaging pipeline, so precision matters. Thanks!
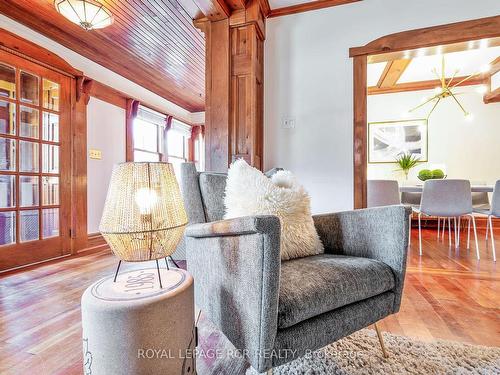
left=400, top=185, right=494, bottom=193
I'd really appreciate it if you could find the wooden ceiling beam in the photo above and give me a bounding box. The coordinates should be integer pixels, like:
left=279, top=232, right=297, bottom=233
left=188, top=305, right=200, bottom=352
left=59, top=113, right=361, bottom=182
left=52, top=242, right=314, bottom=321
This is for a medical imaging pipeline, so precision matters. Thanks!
left=483, top=56, right=500, bottom=104
left=268, top=0, right=360, bottom=18
left=483, top=87, right=500, bottom=104
left=367, top=37, right=500, bottom=64
left=351, top=15, right=500, bottom=57
left=368, top=75, right=485, bottom=95
left=376, top=59, right=411, bottom=88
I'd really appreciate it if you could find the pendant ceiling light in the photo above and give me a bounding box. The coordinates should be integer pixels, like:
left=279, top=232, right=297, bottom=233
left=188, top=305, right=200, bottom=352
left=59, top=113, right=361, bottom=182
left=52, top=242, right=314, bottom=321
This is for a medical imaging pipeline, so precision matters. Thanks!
left=409, top=55, right=490, bottom=120
left=54, top=0, right=114, bottom=31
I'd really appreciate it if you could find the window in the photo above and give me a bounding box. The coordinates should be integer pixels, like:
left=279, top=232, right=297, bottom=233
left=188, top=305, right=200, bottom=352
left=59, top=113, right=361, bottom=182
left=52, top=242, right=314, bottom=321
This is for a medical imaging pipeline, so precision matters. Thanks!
left=132, top=107, right=202, bottom=180
left=167, top=119, right=191, bottom=178
left=192, top=126, right=205, bottom=171
left=133, top=106, right=165, bottom=162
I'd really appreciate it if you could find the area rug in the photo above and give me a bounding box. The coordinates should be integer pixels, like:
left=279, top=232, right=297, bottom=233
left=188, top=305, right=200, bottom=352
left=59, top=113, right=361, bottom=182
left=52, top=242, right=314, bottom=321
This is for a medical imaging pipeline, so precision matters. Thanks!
left=196, top=316, right=500, bottom=375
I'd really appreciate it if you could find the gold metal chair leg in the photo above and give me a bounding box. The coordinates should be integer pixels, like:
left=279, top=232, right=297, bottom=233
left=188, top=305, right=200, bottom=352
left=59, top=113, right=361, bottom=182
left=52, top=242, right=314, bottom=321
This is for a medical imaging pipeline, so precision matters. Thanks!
left=374, top=322, right=389, bottom=358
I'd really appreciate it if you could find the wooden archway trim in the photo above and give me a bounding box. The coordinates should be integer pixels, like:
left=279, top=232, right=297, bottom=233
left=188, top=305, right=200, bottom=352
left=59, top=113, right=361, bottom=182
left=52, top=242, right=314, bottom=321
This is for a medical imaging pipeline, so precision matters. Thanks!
left=351, top=15, right=500, bottom=209
left=0, top=28, right=82, bottom=77
left=350, top=15, right=500, bottom=58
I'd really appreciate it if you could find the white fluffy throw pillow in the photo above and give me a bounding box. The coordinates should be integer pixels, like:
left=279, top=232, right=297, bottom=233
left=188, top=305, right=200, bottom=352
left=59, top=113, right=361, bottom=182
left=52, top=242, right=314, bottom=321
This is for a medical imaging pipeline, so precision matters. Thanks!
left=224, top=159, right=324, bottom=261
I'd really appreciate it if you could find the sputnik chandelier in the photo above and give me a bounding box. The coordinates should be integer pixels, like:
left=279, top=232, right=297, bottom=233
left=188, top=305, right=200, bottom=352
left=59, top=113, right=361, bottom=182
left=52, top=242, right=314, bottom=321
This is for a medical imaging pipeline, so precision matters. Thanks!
left=408, top=55, right=489, bottom=120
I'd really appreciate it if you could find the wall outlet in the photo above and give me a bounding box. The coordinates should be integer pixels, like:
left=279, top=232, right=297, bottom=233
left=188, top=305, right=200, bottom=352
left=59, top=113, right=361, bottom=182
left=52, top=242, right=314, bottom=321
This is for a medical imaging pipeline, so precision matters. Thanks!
left=281, top=117, right=296, bottom=129
left=89, top=149, right=102, bottom=160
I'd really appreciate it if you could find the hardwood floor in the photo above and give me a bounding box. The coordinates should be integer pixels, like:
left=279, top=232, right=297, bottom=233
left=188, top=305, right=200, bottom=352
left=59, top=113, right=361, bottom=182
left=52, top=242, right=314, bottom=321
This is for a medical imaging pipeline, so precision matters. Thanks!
left=0, top=227, right=498, bottom=374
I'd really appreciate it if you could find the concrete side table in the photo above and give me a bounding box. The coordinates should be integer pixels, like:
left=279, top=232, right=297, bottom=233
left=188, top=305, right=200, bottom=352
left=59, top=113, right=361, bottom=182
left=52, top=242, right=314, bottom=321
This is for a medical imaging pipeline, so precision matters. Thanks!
left=81, top=267, right=195, bottom=375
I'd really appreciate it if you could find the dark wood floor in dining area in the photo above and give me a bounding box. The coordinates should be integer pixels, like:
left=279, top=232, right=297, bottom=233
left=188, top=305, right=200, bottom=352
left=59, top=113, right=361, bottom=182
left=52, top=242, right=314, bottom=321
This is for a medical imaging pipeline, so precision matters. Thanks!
left=0, top=226, right=498, bottom=374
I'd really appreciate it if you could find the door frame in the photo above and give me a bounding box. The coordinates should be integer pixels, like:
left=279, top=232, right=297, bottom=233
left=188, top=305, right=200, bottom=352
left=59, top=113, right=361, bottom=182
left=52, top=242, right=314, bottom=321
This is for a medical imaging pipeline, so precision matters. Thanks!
left=0, top=28, right=90, bottom=270
left=349, top=15, right=500, bottom=209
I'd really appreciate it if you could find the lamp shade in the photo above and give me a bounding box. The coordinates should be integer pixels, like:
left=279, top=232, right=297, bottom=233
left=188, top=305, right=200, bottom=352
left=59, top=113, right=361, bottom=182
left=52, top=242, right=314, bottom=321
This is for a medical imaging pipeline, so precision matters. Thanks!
left=54, top=0, right=114, bottom=30
left=99, top=162, right=187, bottom=262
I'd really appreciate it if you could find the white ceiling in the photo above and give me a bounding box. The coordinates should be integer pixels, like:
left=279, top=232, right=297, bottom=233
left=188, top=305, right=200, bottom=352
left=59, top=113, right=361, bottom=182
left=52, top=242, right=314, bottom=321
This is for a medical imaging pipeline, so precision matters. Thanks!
left=367, top=62, right=387, bottom=86
left=398, top=47, right=500, bottom=83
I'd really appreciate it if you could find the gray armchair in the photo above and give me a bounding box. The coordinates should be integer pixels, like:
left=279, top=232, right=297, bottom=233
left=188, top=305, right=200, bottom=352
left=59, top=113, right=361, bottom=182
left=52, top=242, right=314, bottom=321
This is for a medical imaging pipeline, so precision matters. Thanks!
left=181, top=163, right=411, bottom=373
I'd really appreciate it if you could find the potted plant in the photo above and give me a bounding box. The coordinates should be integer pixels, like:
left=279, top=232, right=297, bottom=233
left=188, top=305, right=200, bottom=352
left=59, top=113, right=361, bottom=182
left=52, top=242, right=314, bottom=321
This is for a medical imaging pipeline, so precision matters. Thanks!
left=395, top=152, right=420, bottom=180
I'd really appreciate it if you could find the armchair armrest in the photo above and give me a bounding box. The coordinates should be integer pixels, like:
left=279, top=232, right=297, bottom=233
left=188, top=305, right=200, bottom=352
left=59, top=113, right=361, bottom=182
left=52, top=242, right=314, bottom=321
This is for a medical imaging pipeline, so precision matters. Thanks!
left=185, top=215, right=276, bottom=238
left=186, top=215, right=281, bottom=373
left=313, top=205, right=412, bottom=312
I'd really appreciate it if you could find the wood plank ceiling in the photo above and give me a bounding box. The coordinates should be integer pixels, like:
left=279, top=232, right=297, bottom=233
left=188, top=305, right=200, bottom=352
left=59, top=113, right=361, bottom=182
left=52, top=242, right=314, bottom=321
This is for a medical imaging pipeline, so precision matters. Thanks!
left=0, top=0, right=206, bottom=112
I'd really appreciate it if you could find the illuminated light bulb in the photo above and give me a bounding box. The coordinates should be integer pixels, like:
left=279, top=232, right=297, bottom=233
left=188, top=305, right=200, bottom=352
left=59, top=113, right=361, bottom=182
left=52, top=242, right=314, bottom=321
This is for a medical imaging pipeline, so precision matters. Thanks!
left=476, top=85, right=488, bottom=94
left=403, top=50, right=411, bottom=59
left=434, top=86, right=442, bottom=94
left=135, top=187, right=158, bottom=215
left=479, top=39, right=489, bottom=49
left=480, top=64, right=491, bottom=73
left=436, top=46, right=443, bottom=56
left=465, top=113, right=474, bottom=121
left=468, top=41, right=475, bottom=49
left=417, top=48, right=426, bottom=57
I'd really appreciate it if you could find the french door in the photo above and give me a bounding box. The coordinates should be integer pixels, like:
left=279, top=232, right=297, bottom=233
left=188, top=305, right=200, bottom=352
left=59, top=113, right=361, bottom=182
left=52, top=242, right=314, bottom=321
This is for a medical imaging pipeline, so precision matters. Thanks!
left=0, top=50, right=71, bottom=271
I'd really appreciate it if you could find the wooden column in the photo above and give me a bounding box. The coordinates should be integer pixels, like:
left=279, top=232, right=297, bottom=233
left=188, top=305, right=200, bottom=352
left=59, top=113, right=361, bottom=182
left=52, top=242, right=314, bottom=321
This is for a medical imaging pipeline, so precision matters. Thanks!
left=199, top=0, right=265, bottom=172
left=353, top=56, right=367, bottom=209
left=71, top=77, right=92, bottom=252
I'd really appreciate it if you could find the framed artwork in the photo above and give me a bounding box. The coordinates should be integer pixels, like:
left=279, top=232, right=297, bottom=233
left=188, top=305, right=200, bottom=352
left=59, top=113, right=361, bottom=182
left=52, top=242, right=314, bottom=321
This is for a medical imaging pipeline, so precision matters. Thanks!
left=368, top=119, right=428, bottom=163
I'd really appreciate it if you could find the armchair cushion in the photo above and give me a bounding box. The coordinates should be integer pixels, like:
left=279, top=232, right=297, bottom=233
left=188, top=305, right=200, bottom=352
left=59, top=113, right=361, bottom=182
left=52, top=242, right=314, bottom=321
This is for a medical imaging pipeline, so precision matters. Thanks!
left=278, top=254, right=395, bottom=329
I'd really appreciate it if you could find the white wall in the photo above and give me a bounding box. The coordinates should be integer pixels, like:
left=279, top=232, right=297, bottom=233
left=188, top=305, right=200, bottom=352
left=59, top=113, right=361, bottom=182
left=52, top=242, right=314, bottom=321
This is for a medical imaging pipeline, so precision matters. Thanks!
left=87, top=98, right=126, bottom=233
left=0, top=14, right=199, bottom=124
left=264, top=0, right=500, bottom=213
left=367, top=85, right=500, bottom=183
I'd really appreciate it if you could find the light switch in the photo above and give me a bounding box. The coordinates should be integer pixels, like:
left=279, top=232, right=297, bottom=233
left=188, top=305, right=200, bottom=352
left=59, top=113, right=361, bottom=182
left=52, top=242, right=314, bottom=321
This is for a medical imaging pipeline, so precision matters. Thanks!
left=89, top=149, right=102, bottom=160
left=281, top=117, right=296, bottom=129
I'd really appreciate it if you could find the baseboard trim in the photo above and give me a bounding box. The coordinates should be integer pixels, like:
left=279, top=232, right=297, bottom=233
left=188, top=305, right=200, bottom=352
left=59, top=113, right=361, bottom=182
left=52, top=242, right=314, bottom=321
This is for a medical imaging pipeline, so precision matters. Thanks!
left=81, top=233, right=108, bottom=253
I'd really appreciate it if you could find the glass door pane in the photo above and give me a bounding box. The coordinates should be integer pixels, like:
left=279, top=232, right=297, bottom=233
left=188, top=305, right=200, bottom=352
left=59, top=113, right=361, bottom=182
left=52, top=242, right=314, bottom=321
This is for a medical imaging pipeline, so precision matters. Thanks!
left=20, top=71, right=39, bottom=105
left=43, top=79, right=59, bottom=111
left=20, top=106, right=39, bottom=139
left=0, top=211, right=16, bottom=246
left=0, top=174, right=15, bottom=208
left=20, top=141, right=39, bottom=172
left=0, top=137, right=16, bottom=171
left=42, top=208, right=59, bottom=238
left=42, top=144, right=59, bottom=173
left=0, top=63, right=16, bottom=99
left=20, top=209, right=39, bottom=242
left=42, top=176, right=59, bottom=205
left=20, top=175, right=39, bottom=207
left=0, top=100, right=16, bottom=135
left=43, top=112, right=59, bottom=142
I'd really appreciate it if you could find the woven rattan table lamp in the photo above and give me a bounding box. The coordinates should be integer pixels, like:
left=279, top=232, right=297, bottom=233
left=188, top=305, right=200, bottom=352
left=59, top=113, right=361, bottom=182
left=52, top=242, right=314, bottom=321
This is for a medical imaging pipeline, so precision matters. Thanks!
left=100, top=162, right=187, bottom=286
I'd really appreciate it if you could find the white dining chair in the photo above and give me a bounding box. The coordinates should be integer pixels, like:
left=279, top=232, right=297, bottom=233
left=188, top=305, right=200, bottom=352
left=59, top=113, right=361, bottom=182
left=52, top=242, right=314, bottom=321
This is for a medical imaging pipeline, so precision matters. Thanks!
left=473, top=180, right=499, bottom=262
left=416, top=179, right=479, bottom=259
left=368, top=180, right=412, bottom=245
left=367, top=180, right=400, bottom=207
